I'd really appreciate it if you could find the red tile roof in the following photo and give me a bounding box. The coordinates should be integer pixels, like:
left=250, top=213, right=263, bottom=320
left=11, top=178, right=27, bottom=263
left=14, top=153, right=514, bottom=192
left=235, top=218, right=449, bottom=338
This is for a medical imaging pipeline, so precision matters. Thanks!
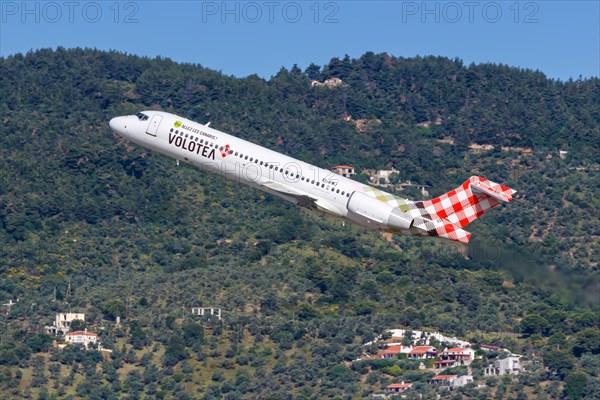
left=65, top=331, right=96, bottom=337
left=481, top=344, right=501, bottom=350
left=383, top=345, right=409, bottom=354
left=447, top=347, right=467, bottom=352
left=410, top=346, right=436, bottom=354
left=387, top=383, right=412, bottom=389
left=432, top=374, right=458, bottom=380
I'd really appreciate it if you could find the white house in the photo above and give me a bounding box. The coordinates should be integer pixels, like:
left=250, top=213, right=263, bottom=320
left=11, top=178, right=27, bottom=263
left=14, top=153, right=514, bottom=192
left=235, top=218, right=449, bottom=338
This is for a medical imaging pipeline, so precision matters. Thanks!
left=310, top=77, right=343, bottom=88
left=435, top=347, right=475, bottom=367
left=191, top=307, right=222, bottom=320
left=408, top=346, right=437, bottom=360
left=385, top=382, right=412, bottom=393
left=379, top=345, right=412, bottom=359
left=64, top=331, right=97, bottom=348
left=45, top=313, right=85, bottom=336
left=451, top=375, right=474, bottom=388
left=331, top=165, right=356, bottom=178
left=484, top=356, right=522, bottom=376
left=431, top=374, right=473, bottom=390
left=431, top=374, right=457, bottom=389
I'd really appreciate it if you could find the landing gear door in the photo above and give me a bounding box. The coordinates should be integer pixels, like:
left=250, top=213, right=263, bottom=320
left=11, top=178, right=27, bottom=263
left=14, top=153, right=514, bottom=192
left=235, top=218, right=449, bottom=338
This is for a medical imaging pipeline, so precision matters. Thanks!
left=146, top=114, right=162, bottom=136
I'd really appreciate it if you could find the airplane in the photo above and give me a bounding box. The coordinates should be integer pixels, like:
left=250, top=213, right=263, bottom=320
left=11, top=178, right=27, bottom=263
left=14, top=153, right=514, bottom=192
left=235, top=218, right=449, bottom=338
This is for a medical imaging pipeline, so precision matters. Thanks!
left=109, top=111, right=516, bottom=243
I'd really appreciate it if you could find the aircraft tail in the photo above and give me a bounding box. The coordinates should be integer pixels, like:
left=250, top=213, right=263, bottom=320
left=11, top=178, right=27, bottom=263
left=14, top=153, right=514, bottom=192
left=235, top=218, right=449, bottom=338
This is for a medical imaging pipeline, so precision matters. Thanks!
left=411, top=176, right=516, bottom=243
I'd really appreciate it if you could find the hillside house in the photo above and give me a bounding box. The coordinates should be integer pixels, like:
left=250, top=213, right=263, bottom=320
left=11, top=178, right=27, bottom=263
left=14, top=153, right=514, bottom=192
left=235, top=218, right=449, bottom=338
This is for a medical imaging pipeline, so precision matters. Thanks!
left=191, top=307, right=222, bottom=321
left=408, top=346, right=437, bottom=360
left=453, top=375, right=474, bottom=388
left=324, top=77, right=342, bottom=87
left=434, top=359, right=460, bottom=369
left=484, top=356, right=521, bottom=376
left=310, top=77, right=343, bottom=87
left=45, top=312, right=85, bottom=336
left=431, top=374, right=474, bottom=389
left=331, top=165, right=355, bottom=177
left=64, top=330, right=97, bottom=349
left=385, top=382, right=412, bottom=393
left=369, top=168, right=398, bottom=184
left=436, top=347, right=475, bottom=366
left=431, top=374, right=457, bottom=388
left=380, top=345, right=411, bottom=359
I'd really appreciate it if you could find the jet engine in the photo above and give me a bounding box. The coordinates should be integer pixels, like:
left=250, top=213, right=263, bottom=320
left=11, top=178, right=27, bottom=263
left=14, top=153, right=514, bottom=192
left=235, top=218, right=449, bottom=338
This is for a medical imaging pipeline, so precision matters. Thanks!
left=346, top=192, right=414, bottom=231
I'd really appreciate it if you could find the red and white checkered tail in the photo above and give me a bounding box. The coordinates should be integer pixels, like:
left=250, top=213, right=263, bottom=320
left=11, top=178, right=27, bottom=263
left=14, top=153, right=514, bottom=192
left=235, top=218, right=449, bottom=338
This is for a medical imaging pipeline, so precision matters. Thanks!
left=413, top=176, right=516, bottom=243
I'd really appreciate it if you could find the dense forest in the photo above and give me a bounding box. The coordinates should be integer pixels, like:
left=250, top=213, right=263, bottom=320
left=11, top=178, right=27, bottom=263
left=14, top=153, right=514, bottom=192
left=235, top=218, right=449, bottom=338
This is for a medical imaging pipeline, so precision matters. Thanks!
left=0, top=48, right=598, bottom=399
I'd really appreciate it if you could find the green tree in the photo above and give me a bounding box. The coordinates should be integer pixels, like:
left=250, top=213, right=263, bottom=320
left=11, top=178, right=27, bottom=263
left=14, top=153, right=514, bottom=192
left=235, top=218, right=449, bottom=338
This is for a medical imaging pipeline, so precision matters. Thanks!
left=163, top=335, right=189, bottom=367
left=520, top=315, right=549, bottom=336
left=572, top=328, right=600, bottom=357
left=544, top=349, right=574, bottom=378
left=563, top=371, right=589, bottom=399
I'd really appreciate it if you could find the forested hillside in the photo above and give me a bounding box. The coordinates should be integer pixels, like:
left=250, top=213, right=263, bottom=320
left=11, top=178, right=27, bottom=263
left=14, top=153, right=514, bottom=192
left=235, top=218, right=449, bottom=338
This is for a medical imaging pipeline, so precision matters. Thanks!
left=0, top=48, right=598, bottom=399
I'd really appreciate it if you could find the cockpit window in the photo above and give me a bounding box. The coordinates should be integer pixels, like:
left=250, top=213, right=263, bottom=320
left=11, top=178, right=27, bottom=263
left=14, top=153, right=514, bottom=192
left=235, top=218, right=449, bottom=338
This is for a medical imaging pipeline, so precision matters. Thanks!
left=136, top=113, right=149, bottom=121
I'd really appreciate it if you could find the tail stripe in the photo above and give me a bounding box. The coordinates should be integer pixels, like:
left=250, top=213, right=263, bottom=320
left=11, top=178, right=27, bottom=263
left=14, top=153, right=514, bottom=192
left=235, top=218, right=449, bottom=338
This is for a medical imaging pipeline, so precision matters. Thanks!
left=416, top=176, right=512, bottom=228
left=411, top=176, right=516, bottom=242
left=360, top=176, right=514, bottom=243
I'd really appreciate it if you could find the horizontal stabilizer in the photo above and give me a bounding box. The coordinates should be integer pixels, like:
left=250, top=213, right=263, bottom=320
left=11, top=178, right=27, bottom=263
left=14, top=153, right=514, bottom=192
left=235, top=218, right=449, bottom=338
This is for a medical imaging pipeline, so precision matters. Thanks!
left=470, top=177, right=516, bottom=202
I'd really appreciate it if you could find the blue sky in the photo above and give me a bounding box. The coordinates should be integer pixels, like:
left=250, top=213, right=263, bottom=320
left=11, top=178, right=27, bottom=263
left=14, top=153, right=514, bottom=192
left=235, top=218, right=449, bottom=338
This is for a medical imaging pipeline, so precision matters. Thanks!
left=1, top=1, right=598, bottom=81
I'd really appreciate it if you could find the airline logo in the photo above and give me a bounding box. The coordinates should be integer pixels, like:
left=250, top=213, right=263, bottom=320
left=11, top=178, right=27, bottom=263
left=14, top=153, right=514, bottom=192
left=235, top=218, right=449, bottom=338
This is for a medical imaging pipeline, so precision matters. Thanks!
left=221, top=144, right=231, bottom=158
left=174, top=120, right=182, bottom=128
left=168, top=132, right=216, bottom=160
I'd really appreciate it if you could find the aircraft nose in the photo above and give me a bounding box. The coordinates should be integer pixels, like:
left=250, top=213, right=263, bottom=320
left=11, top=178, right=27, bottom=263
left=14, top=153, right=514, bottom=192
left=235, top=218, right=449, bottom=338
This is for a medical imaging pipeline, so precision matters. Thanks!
left=109, top=116, right=123, bottom=132
left=110, top=116, right=131, bottom=137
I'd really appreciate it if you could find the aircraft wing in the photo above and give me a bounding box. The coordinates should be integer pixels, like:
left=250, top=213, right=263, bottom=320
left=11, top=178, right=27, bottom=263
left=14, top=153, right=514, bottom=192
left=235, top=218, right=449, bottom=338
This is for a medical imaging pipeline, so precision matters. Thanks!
left=261, top=180, right=318, bottom=208
left=260, top=180, right=343, bottom=215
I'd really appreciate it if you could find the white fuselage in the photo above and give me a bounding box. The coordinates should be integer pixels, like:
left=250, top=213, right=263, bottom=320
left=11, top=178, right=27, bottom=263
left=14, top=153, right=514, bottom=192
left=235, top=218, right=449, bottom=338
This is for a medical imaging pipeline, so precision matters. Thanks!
left=109, top=111, right=416, bottom=234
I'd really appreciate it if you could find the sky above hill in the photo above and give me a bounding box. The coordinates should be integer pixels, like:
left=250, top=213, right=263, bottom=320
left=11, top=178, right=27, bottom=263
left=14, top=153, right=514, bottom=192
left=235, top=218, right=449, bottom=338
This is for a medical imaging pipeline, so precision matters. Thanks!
left=1, top=1, right=598, bottom=81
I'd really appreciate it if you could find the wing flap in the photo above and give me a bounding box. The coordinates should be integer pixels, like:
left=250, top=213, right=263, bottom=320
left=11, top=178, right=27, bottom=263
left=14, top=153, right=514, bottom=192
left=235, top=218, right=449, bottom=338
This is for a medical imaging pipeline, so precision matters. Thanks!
left=260, top=180, right=344, bottom=215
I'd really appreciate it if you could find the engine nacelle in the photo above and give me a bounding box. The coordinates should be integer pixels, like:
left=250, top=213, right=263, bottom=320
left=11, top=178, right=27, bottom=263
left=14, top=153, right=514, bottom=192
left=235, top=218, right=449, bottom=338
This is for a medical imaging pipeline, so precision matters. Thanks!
left=346, top=192, right=414, bottom=231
